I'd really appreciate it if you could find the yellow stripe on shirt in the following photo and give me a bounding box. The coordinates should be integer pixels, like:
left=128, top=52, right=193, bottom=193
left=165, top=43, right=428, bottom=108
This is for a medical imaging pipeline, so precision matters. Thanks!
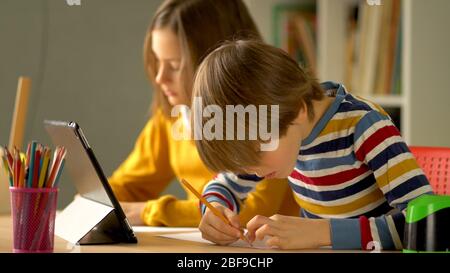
left=319, top=116, right=362, bottom=138
left=293, top=186, right=385, bottom=215
left=375, top=158, right=421, bottom=189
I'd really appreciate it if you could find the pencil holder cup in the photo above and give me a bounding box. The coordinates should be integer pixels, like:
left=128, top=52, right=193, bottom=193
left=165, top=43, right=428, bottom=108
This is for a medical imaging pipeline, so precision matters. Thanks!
left=10, top=187, right=58, bottom=253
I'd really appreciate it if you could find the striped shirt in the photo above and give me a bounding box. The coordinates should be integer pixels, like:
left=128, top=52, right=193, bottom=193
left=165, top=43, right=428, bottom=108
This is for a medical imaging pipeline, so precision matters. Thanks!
left=201, top=81, right=433, bottom=250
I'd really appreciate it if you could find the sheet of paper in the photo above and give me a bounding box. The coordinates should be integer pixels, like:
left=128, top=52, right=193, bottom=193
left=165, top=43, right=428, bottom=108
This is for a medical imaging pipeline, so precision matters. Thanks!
left=158, top=230, right=272, bottom=249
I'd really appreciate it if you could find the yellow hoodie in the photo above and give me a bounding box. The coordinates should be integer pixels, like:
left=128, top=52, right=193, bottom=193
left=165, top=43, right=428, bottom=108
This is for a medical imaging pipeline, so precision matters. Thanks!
left=109, top=109, right=299, bottom=226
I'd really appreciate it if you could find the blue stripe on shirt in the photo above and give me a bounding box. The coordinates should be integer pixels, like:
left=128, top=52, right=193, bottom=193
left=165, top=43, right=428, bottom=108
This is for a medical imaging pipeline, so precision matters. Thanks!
left=386, top=175, right=431, bottom=204
left=297, top=151, right=358, bottom=170
left=375, top=217, right=395, bottom=249
left=300, top=133, right=354, bottom=156
left=367, top=142, right=410, bottom=170
left=237, top=174, right=263, bottom=181
left=391, top=212, right=406, bottom=240
left=361, top=201, right=393, bottom=218
left=353, top=111, right=390, bottom=141
left=336, top=101, right=373, bottom=114
left=224, top=175, right=254, bottom=193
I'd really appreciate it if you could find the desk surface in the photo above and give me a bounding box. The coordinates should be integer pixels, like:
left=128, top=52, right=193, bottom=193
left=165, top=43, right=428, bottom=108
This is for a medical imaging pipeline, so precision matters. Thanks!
left=0, top=216, right=373, bottom=253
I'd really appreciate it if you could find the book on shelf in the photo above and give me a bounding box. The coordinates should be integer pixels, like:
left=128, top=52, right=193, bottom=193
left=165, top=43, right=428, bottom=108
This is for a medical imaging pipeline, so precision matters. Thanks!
left=272, top=3, right=317, bottom=76
left=344, top=0, right=402, bottom=96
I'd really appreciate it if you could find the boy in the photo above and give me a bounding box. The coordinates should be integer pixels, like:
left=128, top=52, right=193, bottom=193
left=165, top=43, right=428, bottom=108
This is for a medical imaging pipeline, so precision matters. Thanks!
left=191, top=40, right=433, bottom=250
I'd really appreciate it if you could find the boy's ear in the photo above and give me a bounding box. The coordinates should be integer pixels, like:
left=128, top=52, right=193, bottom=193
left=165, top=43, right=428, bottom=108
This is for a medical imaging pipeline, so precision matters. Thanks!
left=293, top=101, right=308, bottom=124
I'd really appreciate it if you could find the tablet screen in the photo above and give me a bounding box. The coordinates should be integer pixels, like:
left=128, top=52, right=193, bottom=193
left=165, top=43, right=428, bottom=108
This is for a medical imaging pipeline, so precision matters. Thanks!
left=44, top=120, right=114, bottom=207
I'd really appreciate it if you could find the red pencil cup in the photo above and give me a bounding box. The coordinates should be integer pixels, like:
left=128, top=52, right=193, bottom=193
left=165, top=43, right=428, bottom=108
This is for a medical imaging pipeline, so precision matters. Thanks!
left=10, top=187, right=59, bottom=253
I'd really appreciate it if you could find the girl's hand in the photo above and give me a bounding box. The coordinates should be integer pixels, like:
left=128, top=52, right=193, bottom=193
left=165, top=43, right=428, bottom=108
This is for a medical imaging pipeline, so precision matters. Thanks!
left=120, top=202, right=146, bottom=226
left=199, top=202, right=242, bottom=245
left=246, top=214, right=331, bottom=249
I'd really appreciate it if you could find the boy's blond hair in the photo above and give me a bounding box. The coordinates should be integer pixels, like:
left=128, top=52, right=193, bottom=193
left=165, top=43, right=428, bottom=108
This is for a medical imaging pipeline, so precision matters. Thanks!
left=192, top=40, right=324, bottom=173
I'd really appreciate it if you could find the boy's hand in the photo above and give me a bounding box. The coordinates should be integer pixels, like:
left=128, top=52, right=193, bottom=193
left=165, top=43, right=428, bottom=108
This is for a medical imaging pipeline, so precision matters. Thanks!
left=246, top=214, right=331, bottom=249
left=199, top=202, right=242, bottom=245
left=120, top=202, right=146, bottom=226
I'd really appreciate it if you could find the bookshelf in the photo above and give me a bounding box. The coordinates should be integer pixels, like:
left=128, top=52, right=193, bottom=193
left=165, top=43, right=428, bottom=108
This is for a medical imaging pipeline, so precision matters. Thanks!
left=244, top=0, right=450, bottom=146
left=317, top=0, right=406, bottom=133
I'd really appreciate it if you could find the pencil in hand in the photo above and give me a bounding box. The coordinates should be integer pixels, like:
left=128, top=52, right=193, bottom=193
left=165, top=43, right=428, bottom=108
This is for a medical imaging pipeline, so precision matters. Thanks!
left=180, top=179, right=252, bottom=246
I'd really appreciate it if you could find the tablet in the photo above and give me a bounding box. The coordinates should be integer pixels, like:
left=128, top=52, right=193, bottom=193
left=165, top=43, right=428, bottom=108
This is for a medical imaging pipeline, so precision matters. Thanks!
left=44, top=120, right=137, bottom=244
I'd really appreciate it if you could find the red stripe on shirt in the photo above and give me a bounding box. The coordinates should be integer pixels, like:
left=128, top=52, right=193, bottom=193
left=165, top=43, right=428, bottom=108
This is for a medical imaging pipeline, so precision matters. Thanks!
left=290, top=164, right=370, bottom=186
left=359, top=216, right=373, bottom=250
left=203, top=192, right=235, bottom=211
left=355, top=125, right=401, bottom=161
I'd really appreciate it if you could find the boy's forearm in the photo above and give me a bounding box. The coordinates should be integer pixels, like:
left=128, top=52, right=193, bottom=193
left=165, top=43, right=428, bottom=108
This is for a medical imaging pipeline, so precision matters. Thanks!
left=315, top=219, right=332, bottom=247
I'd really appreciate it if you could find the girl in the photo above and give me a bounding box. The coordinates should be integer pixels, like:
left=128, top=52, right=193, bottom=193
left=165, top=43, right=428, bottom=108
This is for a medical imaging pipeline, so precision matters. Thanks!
left=109, top=0, right=299, bottom=226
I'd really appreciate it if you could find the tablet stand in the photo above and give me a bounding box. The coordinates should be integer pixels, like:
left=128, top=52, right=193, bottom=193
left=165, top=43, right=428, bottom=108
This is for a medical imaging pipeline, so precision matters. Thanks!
left=55, top=196, right=137, bottom=245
